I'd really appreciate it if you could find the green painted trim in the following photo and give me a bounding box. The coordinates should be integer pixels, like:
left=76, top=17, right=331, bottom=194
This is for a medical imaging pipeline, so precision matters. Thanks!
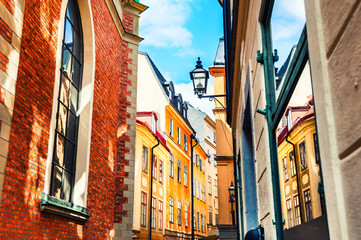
left=40, top=193, right=90, bottom=219
left=271, top=26, right=309, bottom=131
left=260, top=19, right=284, bottom=240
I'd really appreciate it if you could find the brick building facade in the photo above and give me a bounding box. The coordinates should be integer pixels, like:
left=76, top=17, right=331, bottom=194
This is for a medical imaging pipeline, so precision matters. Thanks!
left=0, top=0, right=146, bottom=239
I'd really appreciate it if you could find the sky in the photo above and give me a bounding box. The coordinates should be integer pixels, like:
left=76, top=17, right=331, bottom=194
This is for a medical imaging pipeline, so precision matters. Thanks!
left=139, top=0, right=223, bottom=119
left=138, top=0, right=306, bottom=119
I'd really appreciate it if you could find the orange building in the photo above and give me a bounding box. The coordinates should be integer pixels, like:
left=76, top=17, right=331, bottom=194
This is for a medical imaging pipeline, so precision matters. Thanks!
left=133, top=112, right=170, bottom=239
left=193, top=143, right=208, bottom=238
left=164, top=103, right=194, bottom=239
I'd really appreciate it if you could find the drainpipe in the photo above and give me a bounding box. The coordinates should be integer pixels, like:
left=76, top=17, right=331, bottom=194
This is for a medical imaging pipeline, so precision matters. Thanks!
left=222, top=0, right=231, bottom=117
left=191, top=134, right=198, bottom=240
left=285, top=133, right=304, bottom=224
left=149, top=138, right=160, bottom=239
left=232, top=136, right=241, bottom=240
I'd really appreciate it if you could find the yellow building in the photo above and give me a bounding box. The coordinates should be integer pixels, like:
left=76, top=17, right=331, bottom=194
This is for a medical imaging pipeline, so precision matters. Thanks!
left=133, top=112, right=170, bottom=239
left=277, top=104, right=323, bottom=230
left=193, top=143, right=208, bottom=238
left=209, top=38, right=235, bottom=237
left=164, top=103, right=194, bottom=239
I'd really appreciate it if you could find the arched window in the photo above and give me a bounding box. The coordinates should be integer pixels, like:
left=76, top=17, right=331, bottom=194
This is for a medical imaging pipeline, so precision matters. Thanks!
left=50, top=0, right=83, bottom=202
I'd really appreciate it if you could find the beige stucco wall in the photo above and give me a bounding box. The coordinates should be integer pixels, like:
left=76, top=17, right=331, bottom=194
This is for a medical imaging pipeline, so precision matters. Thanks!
left=304, top=0, right=361, bottom=239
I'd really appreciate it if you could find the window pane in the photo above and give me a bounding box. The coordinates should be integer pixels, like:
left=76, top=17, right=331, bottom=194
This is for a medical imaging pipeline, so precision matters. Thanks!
left=55, top=133, right=65, bottom=166
left=73, top=31, right=82, bottom=61
left=66, top=111, right=77, bottom=142
left=59, top=74, right=70, bottom=106
left=62, top=47, right=72, bottom=78
left=51, top=166, right=63, bottom=199
left=64, top=140, right=75, bottom=171
left=57, top=104, right=68, bottom=136
left=71, top=58, right=81, bottom=88
left=70, top=84, right=78, bottom=114
left=64, top=19, right=73, bottom=52
left=62, top=170, right=73, bottom=202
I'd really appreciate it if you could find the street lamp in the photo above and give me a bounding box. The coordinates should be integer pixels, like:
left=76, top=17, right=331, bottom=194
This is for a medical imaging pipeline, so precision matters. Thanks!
left=190, top=57, right=209, bottom=97
left=228, top=181, right=236, bottom=226
left=190, top=57, right=227, bottom=102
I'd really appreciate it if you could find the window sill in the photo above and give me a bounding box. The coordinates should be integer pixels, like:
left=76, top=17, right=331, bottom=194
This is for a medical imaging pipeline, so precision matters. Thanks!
left=40, top=193, right=90, bottom=222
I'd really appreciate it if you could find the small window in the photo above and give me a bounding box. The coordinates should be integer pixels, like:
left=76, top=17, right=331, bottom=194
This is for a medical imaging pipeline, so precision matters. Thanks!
left=213, top=131, right=216, bottom=143
left=201, top=214, right=204, bottom=232
left=169, top=154, right=174, bottom=177
left=185, top=204, right=188, bottom=227
left=159, top=160, right=163, bottom=184
left=209, top=207, right=213, bottom=225
left=152, top=197, right=157, bottom=229
left=207, top=126, right=210, bottom=138
left=193, top=178, right=195, bottom=196
left=142, top=146, right=148, bottom=173
left=177, top=127, right=181, bottom=145
left=141, top=192, right=147, bottom=227
left=207, top=149, right=211, bottom=162
left=196, top=155, right=200, bottom=167
left=177, top=201, right=182, bottom=225
left=299, top=141, right=307, bottom=170
left=169, top=197, right=174, bottom=223
left=283, top=157, right=289, bottom=182
left=177, top=159, right=181, bottom=183
left=152, top=114, right=156, bottom=133
left=159, top=200, right=163, bottom=230
left=294, top=195, right=301, bottom=226
left=214, top=179, right=218, bottom=196
left=289, top=151, right=296, bottom=177
left=208, top=176, right=212, bottom=194
left=199, top=159, right=203, bottom=172
left=196, top=180, right=199, bottom=199
left=286, top=198, right=293, bottom=228
left=184, top=165, right=188, bottom=186
left=313, top=133, right=319, bottom=163
left=193, top=211, right=196, bottom=229
left=184, top=134, right=188, bottom=151
left=304, top=189, right=313, bottom=222
left=153, top=155, right=157, bottom=180
left=197, top=212, right=200, bottom=231
left=169, top=118, right=173, bottom=137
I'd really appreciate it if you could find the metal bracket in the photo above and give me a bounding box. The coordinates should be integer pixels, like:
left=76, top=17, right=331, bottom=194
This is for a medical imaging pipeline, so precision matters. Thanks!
left=257, top=50, right=264, bottom=64
left=273, top=49, right=279, bottom=63
left=257, top=108, right=266, bottom=115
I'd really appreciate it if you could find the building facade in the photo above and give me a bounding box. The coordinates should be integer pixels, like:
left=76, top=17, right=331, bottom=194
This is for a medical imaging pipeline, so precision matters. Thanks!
left=0, top=0, right=146, bottom=239
left=136, top=52, right=195, bottom=239
left=133, top=112, right=170, bottom=239
left=188, top=104, right=219, bottom=236
left=220, top=0, right=361, bottom=239
left=208, top=37, right=236, bottom=239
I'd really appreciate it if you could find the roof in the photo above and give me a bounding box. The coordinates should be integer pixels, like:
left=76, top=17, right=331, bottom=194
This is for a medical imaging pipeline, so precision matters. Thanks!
left=213, top=37, right=225, bottom=66
left=276, top=44, right=297, bottom=89
left=136, top=119, right=170, bottom=152
left=139, top=51, right=169, bottom=96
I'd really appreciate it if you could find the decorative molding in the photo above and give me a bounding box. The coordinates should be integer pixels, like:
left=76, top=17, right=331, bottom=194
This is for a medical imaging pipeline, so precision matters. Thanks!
left=104, top=0, right=146, bottom=45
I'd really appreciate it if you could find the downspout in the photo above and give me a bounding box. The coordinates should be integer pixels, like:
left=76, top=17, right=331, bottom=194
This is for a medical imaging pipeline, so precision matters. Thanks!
left=233, top=136, right=241, bottom=240
left=222, top=0, right=231, bottom=120
left=191, top=134, right=198, bottom=240
left=149, top=138, right=160, bottom=239
left=285, top=132, right=304, bottom=224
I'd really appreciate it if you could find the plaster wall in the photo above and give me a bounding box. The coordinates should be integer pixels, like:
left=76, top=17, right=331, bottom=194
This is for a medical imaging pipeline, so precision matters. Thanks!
left=304, top=0, right=361, bottom=239
left=137, top=53, right=169, bottom=132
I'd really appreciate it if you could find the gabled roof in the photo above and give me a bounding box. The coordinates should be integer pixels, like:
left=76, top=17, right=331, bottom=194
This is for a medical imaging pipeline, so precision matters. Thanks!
left=139, top=51, right=170, bottom=96
left=213, top=37, right=225, bottom=66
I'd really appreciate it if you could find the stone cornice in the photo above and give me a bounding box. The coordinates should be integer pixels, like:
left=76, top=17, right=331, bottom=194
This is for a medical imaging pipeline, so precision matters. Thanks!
left=122, top=0, right=148, bottom=15
left=104, top=0, right=145, bottom=45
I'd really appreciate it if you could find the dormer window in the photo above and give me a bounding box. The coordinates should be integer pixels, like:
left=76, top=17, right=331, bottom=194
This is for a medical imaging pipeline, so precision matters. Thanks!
left=151, top=114, right=156, bottom=133
left=177, top=93, right=183, bottom=114
left=169, top=81, right=175, bottom=101
left=287, top=110, right=292, bottom=130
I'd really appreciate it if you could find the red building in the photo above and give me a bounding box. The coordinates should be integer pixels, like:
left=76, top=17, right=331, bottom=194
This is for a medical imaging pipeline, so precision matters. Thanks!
left=0, top=0, right=146, bottom=239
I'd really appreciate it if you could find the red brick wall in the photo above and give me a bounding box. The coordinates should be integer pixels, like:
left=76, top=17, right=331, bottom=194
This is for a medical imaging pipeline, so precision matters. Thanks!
left=0, top=0, right=15, bottom=15
left=0, top=17, right=12, bottom=43
left=0, top=0, right=135, bottom=238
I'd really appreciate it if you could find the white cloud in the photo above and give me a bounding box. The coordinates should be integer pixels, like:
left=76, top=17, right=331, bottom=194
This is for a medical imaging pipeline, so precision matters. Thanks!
left=174, top=76, right=215, bottom=120
left=140, top=0, right=195, bottom=52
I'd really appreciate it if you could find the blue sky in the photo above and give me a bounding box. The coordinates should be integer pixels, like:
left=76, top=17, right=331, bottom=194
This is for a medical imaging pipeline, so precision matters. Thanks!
left=138, top=0, right=306, bottom=118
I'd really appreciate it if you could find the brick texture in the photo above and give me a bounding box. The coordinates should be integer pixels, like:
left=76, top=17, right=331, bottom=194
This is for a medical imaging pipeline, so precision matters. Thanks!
left=0, top=0, right=15, bottom=15
left=0, top=18, right=12, bottom=43
left=0, top=0, right=137, bottom=238
left=0, top=52, right=9, bottom=73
